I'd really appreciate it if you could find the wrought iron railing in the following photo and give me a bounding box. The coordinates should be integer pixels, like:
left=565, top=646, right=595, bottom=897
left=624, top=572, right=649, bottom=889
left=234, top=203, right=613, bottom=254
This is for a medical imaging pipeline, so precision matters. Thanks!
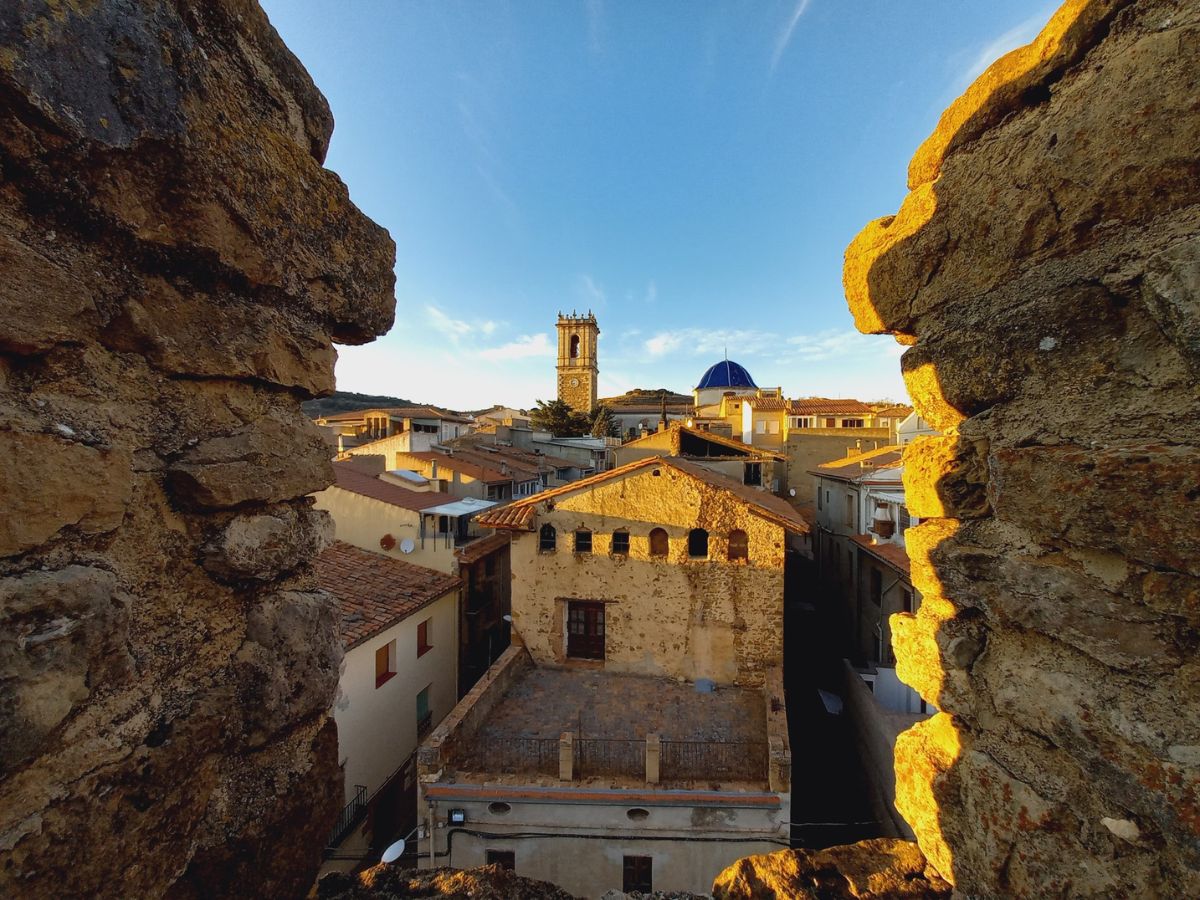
left=327, top=784, right=368, bottom=848
left=660, top=740, right=768, bottom=781
left=454, top=736, right=559, bottom=776
left=576, top=738, right=644, bottom=778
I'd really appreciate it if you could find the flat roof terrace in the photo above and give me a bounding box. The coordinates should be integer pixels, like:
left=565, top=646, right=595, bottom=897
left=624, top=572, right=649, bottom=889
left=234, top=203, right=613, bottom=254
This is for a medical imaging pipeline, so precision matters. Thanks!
left=426, top=654, right=786, bottom=790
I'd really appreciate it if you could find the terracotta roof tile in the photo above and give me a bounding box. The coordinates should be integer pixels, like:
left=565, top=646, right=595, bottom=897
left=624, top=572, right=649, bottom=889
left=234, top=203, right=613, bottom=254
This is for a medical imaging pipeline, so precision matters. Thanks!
left=811, top=445, right=904, bottom=481
left=477, top=455, right=808, bottom=535
left=745, top=396, right=790, bottom=411
left=621, top=423, right=785, bottom=461
left=396, top=451, right=514, bottom=484
left=317, top=542, right=461, bottom=649
left=330, top=462, right=454, bottom=511
left=850, top=534, right=912, bottom=577
left=788, top=398, right=875, bottom=416
left=454, top=531, right=511, bottom=565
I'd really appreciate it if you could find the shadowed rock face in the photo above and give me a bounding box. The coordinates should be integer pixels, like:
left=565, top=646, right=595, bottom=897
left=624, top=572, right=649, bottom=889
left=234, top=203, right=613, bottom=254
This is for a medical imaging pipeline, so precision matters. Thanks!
left=844, top=0, right=1200, bottom=896
left=0, top=2, right=395, bottom=897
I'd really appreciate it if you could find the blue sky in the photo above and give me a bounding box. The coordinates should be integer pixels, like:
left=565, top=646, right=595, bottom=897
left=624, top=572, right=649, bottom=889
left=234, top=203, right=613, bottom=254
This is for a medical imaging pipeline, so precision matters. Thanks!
left=260, top=0, right=1057, bottom=410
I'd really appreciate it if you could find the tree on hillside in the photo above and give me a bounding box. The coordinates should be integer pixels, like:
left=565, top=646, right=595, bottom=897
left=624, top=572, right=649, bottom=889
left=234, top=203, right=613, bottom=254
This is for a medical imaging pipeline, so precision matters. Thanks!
left=530, top=399, right=591, bottom=437
left=589, top=404, right=619, bottom=438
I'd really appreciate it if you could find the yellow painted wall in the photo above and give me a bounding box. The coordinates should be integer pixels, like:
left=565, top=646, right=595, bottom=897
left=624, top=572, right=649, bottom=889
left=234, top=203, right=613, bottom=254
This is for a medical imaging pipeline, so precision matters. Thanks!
left=507, top=465, right=785, bottom=686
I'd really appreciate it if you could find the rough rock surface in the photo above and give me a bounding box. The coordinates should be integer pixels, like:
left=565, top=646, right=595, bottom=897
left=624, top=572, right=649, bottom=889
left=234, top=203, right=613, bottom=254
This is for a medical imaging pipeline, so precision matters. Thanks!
left=711, top=839, right=950, bottom=899
left=844, top=0, right=1200, bottom=895
left=317, top=863, right=578, bottom=900
left=0, top=2, right=394, bottom=898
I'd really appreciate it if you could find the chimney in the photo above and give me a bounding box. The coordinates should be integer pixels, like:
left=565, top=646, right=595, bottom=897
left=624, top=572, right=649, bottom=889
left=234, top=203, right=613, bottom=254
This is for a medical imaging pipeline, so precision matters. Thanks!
left=501, top=462, right=509, bottom=476
left=430, top=460, right=438, bottom=481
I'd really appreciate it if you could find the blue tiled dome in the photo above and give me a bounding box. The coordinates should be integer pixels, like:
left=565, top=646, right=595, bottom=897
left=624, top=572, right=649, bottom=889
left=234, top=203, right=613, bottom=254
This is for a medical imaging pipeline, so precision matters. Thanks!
left=696, top=360, right=757, bottom=390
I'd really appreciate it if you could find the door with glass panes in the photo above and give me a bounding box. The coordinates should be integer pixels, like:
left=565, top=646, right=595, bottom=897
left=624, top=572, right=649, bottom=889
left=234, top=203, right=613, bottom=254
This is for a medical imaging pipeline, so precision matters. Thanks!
left=566, top=600, right=605, bottom=660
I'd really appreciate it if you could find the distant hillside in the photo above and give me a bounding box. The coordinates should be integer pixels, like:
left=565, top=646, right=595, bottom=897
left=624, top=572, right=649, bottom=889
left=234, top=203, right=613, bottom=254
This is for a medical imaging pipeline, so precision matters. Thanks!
left=301, top=391, right=417, bottom=417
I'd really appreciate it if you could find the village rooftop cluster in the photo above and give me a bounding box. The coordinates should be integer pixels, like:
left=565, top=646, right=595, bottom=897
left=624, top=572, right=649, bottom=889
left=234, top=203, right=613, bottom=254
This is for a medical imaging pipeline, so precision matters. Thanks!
left=307, top=312, right=938, bottom=895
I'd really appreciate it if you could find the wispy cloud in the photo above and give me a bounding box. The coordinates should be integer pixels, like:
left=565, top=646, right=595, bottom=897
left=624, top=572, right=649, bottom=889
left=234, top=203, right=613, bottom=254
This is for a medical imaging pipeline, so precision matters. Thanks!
left=426, top=303, right=498, bottom=344
left=585, top=0, right=605, bottom=56
left=786, top=328, right=901, bottom=362
left=645, top=333, right=684, bottom=358
left=479, top=332, right=555, bottom=361
left=948, top=8, right=1053, bottom=95
left=576, top=274, right=607, bottom=310
left=641, top=326, right=901, bottom=366
left=770, top=0, right=813, bottom=73
left=644, top=280, right=658, bottom=304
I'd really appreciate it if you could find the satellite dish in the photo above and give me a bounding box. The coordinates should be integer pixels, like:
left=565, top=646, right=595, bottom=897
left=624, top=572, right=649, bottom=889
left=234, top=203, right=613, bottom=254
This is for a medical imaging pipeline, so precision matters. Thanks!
left=399, top=538, right=415, bottom=554
left=789, top=488, right=796, bottom=497
left=381, top=839, right=406, bottom=864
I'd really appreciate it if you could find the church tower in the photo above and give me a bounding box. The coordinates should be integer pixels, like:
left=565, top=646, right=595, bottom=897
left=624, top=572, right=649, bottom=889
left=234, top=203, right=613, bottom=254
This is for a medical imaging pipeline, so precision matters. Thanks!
left=556, top=311, right=599, bottom=414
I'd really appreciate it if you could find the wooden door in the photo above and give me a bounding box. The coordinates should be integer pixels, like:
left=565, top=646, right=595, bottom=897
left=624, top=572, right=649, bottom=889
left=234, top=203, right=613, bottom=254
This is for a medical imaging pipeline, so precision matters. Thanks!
left=567, top=601, right=605, bottom=660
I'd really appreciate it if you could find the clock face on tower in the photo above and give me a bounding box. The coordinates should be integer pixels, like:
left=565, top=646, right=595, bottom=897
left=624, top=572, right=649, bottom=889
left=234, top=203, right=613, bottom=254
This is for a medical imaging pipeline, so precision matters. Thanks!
left=570, top=378, right=579, bottom=387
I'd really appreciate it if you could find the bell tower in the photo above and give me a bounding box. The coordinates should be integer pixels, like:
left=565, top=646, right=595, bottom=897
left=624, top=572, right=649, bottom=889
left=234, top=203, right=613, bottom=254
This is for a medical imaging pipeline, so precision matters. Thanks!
left=556, top=311, right=599, bottom=414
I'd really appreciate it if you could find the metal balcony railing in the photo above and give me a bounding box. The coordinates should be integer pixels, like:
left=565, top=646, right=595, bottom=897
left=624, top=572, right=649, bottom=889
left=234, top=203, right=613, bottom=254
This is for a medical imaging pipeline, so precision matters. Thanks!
left=660, top=740, right=768, bottom=781
left=327, top=784, right=368, bottom=848
left=453, top=736, right=559, bottom=776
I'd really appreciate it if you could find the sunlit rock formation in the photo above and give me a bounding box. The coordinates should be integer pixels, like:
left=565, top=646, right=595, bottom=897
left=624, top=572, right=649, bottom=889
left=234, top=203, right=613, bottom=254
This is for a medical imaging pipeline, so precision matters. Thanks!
left=0, top=2, right=395, bottom=897
left=845, top=0, right=1199, bottom=894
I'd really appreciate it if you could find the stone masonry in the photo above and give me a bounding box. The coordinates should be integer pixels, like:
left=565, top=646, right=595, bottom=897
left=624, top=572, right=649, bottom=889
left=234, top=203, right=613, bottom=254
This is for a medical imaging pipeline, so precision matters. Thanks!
left=0, top=3, right=395, bottom=897
left=845, top=0, right=1199, bottom=895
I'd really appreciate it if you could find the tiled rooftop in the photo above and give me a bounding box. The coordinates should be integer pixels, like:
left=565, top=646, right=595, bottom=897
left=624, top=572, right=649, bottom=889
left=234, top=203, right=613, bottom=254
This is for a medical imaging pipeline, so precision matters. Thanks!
left=789, top=398, right=875, bottom=416
left=398, top=451, right=515, bottom=484
left=850, top=534, right=912, bottom=576
left=477, top=455, right=808, bottom=534
left=330, top=462, right=454, bottom=511
left=813, top=445, right=905, bottom=477
left=317, top=541, right=461, bottom=649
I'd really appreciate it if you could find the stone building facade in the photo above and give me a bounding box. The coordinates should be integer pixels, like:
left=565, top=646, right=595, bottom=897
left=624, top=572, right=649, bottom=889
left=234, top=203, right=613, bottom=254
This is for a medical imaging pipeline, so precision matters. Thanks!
left=556, top=311, right=599, bottom=413
left=478, top=455, right=809, bottom=686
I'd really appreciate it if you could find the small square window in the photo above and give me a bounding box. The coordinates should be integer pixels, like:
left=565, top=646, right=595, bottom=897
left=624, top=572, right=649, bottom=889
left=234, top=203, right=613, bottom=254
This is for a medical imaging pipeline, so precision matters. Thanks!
left=417, top=618, right=432, bottom=657
left=487, top=850, right=515, bottom=870
left=611, top=531, right=629, bottom=556
left=375, top=640, right=396, bottom=688
left=574, top=529, right=592, bottom=553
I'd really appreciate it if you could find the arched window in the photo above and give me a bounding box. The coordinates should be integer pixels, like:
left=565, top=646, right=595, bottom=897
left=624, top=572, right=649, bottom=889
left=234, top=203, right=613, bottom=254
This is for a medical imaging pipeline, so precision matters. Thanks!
left=727, top=529, right=749, bottom=562
left=569, top=334, right=580, bottom=359
left=574, top=529, right=592, bottom=554
left=688, top=528, right=709, bottom=559
left=539, top=523, right=557, bottom=553
left=648, top=528, right=669, bottom=558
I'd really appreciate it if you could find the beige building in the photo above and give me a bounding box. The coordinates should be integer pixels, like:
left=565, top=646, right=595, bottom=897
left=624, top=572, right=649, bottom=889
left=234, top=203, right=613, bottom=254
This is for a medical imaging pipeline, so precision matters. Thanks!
left=318, top=542, right=461, bottom=870
left=312, top=459, right=497, bottom=575
left=416, top=455, right=807, bottom=896
left=315, top=405, right=472, bottom=453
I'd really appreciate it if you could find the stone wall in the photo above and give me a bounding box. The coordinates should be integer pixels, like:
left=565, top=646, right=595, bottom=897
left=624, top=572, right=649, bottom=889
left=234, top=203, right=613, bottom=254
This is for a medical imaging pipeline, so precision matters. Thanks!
left=508, top=465, right=788, bottom=686
left=844, top=0, right=1199, bottom=894
left=0, top=3, right=394, bottom=897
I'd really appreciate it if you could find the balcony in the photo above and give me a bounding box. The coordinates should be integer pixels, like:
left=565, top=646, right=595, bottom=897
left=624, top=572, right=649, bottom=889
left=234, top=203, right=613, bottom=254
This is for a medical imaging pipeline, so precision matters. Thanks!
left=327, top=785, right=368, bottom=849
